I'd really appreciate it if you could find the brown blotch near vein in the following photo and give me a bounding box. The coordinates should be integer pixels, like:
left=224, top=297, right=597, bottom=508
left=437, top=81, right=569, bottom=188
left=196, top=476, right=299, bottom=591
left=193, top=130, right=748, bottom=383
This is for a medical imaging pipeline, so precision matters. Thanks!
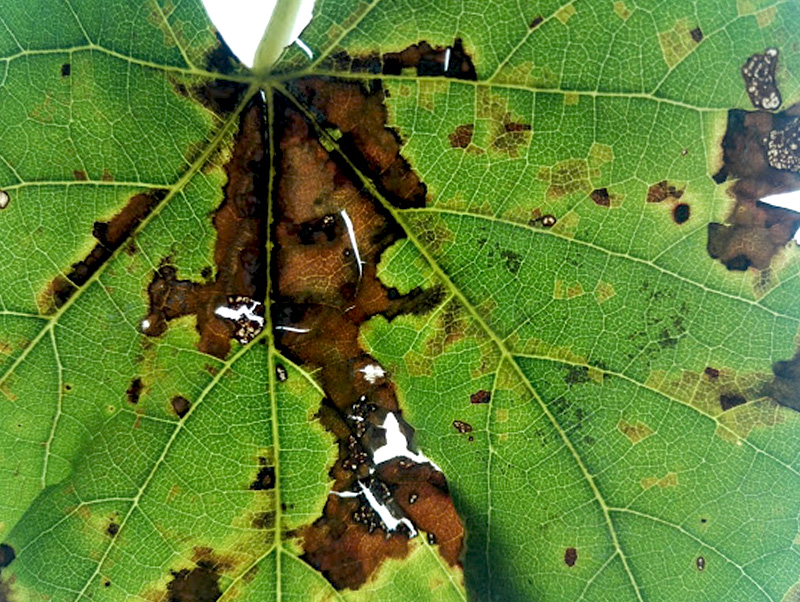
left=106, top=521, right=119, bottom=537
left=767, top=350, right=800, bottom=412
left=271, top=90, right=463, bottom=590
left=530, top=15, right=544, bottom=29
left=170, top=395, right=191, bottom=418
left=719, top=392, right=746, bottom=411
left=326, top=38, right=477, bottom=81
left=690, top=27, right=703, bottom=43
left=646, top=180, right=684, bottom=203
left=449, top=124, right=474, bottom=149
left=39, top=188, right=168, bottom=313
left=250, top=464, right=275, bottom=491
left=73, top=170, right=87, bottom=181
left=709, top=98, right=800, bottom=271
left=142, top=96, right=268, bottom=358
left=166, top=562, right=221, bottom=602
left=289, top=77, right=428, bottom=209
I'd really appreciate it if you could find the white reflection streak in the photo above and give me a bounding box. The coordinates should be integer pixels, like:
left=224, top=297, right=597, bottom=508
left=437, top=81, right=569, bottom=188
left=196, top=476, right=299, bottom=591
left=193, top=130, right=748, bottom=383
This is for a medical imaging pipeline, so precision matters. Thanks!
left=215, top=301, right=265, bottom=327
left=443, top=47, right=451, bottom=72
left=340, top=209, right=364, bottom=280
left=296, top=38, right=313, bottom=58
left=372, top=412, right=442, bottom=471
left=275, top=325, right=310, bottom=333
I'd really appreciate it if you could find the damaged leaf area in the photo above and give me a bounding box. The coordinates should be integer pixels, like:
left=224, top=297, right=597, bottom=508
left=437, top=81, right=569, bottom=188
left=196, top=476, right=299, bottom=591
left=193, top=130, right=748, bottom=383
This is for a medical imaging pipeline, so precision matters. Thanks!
left=5, top=2, right=800, bottom=602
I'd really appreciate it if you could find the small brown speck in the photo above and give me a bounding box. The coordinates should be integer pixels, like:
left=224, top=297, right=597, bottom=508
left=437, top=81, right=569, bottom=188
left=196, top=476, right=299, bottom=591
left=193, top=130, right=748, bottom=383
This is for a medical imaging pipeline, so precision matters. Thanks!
left=452, top=420, right=473, bottom=434
left=564, top=547, right=577, bottom=567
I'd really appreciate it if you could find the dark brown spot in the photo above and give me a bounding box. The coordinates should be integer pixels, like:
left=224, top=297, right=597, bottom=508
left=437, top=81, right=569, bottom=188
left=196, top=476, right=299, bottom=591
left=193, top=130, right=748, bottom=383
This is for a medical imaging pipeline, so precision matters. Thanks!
left=590, top=188, right=611, bottom=207
left=470, top=390, right=490, bottom=404
left=452, top=420, right=473, bottom=434
left=73, top=170, right=87, bottom=181
left=200, top=266, right=213, bottom=279
left=126, top=378, right=142, bottom=405
left=426, top=532, right=437, bottom=545
left=106, top=522, right=119, bottom=537
left=170, top=396, right=190, bottom=418
left=61, top=63, right=71, bottom=76
left=166, top=562, right=221, bottom=602
left=646, top=180, right=684, bottom=203
left=704, top=367, right=720, bottom=379
left=504, top=122, right=531, bottom=133
left=539, top=214, right=557, bottom=228
left=565, top=365, right=590, bottom=385
left=449, top=124, right=474, bottom=148
left=530, top=15, right=544, bottom=29
left=564, top=547, right=578, bottom=567
left=250, top=465, right=275, bottom=491
left=700, top=517, right=707, bottom=523
left=142, top=97, right=267, bottom=358
left=103, top=580, right=111, bottom=587
left=696, top=556, right=706, bottom=571
left=673, top=203, right=690, bottom=224
left=690, top=27, right=703, bottom=43
left=276, top=363, right=288, bottom=382
left=0, top=544, right=15, bottom=568
left=741, top=48, right=781, bottom=111
left=719, top=393, right=746, bottom=411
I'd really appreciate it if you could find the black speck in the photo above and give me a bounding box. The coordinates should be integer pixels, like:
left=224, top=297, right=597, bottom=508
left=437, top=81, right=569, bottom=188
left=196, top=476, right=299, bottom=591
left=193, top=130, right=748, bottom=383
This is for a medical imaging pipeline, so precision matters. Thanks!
left=0, top=543, right=15, bottom=567
left=61, top=63, right=71, bottom=76
left=673, top=203, right=690, bottom=224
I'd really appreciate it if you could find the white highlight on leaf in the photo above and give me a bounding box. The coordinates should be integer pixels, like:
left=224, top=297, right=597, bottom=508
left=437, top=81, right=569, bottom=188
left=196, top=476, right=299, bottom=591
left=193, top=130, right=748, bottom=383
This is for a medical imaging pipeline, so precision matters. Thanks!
left=215, top=300, right=265, bottom=327
left=141, top=319, right=151, bottom=331
left=444, top=47, right=451, bottom=72
left=275, top=325, right=310, bottom=333
left=0, top=190, right=8, bottom=209
left=359, top=363, right=386, bottom=384
left=340, top=209, right=364, bottom=280
left=372, top=412, right=441, bottom=471
left=760, top=190, right=800, bottom=242
left=296, top=38, right=313, bottom=58
left=357, top=480, right=417, bottom=537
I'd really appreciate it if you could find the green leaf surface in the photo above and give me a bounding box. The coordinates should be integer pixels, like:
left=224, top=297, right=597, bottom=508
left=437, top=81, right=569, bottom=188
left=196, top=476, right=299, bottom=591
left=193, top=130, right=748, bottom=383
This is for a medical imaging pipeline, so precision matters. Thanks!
left=2, top=1, right=800, bottom=601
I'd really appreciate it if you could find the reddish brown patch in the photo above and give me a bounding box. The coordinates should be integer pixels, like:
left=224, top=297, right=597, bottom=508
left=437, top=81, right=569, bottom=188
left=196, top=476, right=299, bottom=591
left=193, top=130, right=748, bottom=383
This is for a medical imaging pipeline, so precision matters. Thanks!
left=709, top=105, right=800, bottom=270
left=290, top=78, right=427, bottom=208
left=470, top=390, right=490, bottom=404
left=590, top=187, right=611, bottom=207
left=646, top=180, right=684, bottom=203
left=73, top=170, right=87, bottom=181
left=449, top=124, right=474, bottom=148
left=564, top=547, right=578, bottom=567
left=101, top=169, right=114, bottom=181
left=142, top=98, right=267, bottom=358
left=704, top=366, right=720, bottom=379
left=272, top=91, right=462, bottom=589
left=39, top=188, right=168, bottom=312
left=327, top=38, right=477, bottom=81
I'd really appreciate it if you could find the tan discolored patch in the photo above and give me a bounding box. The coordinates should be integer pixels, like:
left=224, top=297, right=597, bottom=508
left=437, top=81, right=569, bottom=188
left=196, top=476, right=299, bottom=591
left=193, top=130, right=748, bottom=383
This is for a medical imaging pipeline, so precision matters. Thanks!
left=476, top=88, right=532, bottom=157
left=755, top=6, right=777, bottom=27
left=540, top=159, right=592, bottom=199
left=564, top=92, right=579, bottom=106
left=588, top=142, right=614, bottom=168
left=496, top=408, right=510, bottom=423
left=593, top=281, right=616, bottom=304
left=556, top=4, right=577, bottom=24
left=553, top=280, right=585, bottom=300
left=641, top=471, right=678, bottom=490
left=618, top=419, right=655, bottom=444
left=613, top=1, right=631, bottom=20
left=658, top=18, right=701, bottom=68
left=550, top=210, right=580, bottom=238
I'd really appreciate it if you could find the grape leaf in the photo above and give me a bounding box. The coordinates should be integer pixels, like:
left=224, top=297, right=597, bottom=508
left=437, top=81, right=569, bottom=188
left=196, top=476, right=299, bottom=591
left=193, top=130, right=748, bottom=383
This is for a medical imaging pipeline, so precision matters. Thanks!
left=3, top=1, right=800, bottom=601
